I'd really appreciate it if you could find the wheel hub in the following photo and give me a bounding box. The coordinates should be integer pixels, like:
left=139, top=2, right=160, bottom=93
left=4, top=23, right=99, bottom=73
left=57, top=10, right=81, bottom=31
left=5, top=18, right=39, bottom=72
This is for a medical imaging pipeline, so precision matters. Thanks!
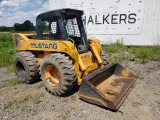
left=45, top=65, right=60, bottom=86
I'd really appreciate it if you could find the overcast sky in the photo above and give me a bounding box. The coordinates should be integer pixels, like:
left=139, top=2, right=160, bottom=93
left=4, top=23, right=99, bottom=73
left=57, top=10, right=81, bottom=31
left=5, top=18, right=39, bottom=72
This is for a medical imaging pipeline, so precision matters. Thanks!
left=0, top=0, right=49, bottom=27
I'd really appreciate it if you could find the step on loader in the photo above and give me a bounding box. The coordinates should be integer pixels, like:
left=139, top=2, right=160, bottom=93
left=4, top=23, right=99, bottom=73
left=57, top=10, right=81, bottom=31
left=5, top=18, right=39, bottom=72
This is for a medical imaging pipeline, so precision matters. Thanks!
left=12, top=9, right=138, bottom=110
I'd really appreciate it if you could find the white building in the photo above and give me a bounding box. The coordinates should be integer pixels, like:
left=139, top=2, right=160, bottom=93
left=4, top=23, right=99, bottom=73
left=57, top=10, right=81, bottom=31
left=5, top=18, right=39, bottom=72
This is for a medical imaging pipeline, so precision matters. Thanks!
left=49, top=0, right=160, bottom=46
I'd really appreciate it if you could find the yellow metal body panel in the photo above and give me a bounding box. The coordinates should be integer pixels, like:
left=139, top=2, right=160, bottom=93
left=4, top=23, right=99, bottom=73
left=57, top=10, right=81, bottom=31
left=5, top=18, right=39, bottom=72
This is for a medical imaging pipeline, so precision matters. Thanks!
left=13, top=33, right=103, bottom=85
left=88, top=37, right=102, bottom=55
left=80, top=51, right=98, bottom=73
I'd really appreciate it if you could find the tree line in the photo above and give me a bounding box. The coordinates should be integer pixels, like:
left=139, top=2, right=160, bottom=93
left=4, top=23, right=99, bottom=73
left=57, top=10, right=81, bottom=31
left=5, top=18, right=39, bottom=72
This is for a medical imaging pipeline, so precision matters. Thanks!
left=0, top=20, right=35, bottom=32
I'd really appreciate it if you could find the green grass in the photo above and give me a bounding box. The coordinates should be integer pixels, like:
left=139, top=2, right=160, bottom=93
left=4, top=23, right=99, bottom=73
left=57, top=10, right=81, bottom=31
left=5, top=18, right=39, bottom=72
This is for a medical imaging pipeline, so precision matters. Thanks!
left=128, top=46, right=160, bottom=63
left=3, top=93, right=44, bottom=110
left=7, top=79, right=21, bottom=86
left=0, top=33, right=17, bottom=67
left=3, top=102, right=12, bottom=110
left=103, top=40, right=125, bottom=53
left=31, top=93, right=44, bottom=104
left=103, top=42, right=160, bottom=63
left=0, top=33, right=12, bottom=42
left=0, top=79, right=22, bottom=89
left=0, top=32, right=35, bottom=67
left=0, top=48, right=17, bottom=67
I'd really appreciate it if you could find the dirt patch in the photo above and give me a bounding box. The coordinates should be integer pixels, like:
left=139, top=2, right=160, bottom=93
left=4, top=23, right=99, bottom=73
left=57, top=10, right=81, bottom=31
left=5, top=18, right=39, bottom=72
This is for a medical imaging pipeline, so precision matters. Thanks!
left=0, top=61, right=160, bottom=120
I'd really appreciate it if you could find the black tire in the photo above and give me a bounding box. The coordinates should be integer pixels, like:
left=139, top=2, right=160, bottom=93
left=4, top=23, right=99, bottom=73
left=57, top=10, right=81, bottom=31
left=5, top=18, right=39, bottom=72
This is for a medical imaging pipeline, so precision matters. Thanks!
left=13, top=51, right=40, bottom=84
left=40, top=53, right=77, bottom=96
left=100, top=50, right=109, bottom=66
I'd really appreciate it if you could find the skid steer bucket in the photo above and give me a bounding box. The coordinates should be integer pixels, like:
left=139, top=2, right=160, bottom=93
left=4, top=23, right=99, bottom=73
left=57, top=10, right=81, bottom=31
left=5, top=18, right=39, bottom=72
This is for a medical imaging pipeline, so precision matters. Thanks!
left=79, top=62, right=138, bottom=110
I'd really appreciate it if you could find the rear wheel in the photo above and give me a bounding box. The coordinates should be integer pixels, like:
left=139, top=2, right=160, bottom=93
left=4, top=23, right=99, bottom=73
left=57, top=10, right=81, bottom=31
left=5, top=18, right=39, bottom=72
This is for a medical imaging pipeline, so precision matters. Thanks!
left=100, top=50, right=109, bottom=66
left=40, top=53, right=77, bottom=96
left=13, top=51, right=40, bottom=84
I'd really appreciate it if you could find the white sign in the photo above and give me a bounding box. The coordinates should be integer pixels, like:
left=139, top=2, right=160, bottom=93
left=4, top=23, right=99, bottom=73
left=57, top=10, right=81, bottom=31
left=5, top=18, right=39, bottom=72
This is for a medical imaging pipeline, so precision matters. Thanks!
left=49, top=0, right=160, bottom=46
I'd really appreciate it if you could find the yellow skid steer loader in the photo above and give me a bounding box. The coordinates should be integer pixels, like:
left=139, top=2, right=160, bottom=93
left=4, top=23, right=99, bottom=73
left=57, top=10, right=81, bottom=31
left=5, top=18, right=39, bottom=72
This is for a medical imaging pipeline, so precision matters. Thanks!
left=12, top=9, right=138, bottom=110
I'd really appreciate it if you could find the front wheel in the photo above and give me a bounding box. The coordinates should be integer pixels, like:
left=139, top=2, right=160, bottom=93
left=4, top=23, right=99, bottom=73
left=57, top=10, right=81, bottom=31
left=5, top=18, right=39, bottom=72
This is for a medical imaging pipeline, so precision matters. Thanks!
left=40, top=53, right=77, bottom=96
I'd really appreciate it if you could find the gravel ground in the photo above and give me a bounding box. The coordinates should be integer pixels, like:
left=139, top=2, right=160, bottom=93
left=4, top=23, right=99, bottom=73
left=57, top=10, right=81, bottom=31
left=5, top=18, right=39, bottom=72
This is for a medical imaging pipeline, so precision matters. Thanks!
left=0, top=61, right=160, bottom=120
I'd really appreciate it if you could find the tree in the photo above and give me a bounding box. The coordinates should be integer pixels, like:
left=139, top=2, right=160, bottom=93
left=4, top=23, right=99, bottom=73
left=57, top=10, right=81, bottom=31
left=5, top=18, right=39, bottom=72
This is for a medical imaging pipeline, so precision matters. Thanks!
left=13, top=23, right=20, bottom=31
left=0, top=26, right=12, bottom=32
left=22, top=20, right=35, bottom=31
left=13, top=20, right=35, bottom=31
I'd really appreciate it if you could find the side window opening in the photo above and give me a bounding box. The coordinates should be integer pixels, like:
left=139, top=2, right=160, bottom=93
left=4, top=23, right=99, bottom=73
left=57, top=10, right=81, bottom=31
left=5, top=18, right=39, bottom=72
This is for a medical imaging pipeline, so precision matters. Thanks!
left=38, top=17, right=61, bottom=39
left=64, top=18, right=88, bottom=53
left=65, top=18, right=81, bottom=37
left=51, top=22, right=57, bottom=34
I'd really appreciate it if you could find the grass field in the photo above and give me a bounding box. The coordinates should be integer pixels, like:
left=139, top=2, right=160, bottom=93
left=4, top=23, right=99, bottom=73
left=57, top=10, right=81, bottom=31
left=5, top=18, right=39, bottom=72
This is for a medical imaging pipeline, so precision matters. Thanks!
left=103, top=41, right=160, bottom=63
left=0, top=33, right=159, bottom=67
left=0, top=33, right=17, bottom=67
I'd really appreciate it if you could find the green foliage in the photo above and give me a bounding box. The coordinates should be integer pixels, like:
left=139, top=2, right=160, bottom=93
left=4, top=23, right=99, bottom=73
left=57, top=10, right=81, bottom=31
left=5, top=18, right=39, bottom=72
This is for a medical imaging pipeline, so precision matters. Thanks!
left=128, top=46, right=160, bottom=63
left=0, top=78, right=22, bottom=89
left=0, top=20, right=35, bottom=32
left=103, top=41, right=160, bottom=64
left=103, top=40, right=125, bottom=53
left=0, top=33, right=12, bottom=42
left=149, top=45, right=160, bottom=61
left=0, top=48, right=17, bottom=67
left=0, top=33, right=17, bottom=67
left=0, top=26, right=13, bottom=32
left=3, top=92, right=44, bottom=110
left=129, top=47, right=150, bottom=59
left=13, top=20, right=35, bottom=31
left=7, top=79, right=21, bottom=86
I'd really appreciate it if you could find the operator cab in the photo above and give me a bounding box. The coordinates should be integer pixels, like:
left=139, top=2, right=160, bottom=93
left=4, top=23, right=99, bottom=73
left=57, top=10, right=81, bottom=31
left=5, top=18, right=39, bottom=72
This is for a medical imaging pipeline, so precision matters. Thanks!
left=36, top=9, right=88, bottom=53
